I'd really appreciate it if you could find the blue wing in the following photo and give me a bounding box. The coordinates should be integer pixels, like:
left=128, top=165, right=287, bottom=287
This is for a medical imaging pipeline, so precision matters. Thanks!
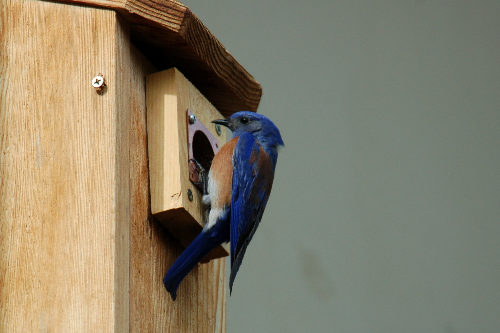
left=229, top=132, right=275, bottom=293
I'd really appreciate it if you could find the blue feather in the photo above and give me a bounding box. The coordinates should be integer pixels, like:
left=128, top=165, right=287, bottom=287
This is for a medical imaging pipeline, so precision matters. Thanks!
left=163, top=111, right=283, bottom=300
left=163, top=218, right=230, bottom=300
left=229, top=133, right=274, bottom=294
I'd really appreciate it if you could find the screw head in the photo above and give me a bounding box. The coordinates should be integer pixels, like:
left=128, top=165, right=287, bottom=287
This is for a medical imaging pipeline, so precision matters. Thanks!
left=215, top=123, right=222, bottom=136
left=92, top=75, right=105, bottom=89
left=187, top=189, right=193, bottom=201
left=189, top=114, right=196, bottom=124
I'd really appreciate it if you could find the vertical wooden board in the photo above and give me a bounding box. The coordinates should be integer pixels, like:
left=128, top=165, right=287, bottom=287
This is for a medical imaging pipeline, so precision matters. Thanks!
left=113, top=12, right=131, bottom=333
left=0, top=1, right=130, bottom=332
left=129, top=43, right=159, bottom=333
left=130, top=51, right=226, bottom=332
left=146, top=69, right=183, bottom=215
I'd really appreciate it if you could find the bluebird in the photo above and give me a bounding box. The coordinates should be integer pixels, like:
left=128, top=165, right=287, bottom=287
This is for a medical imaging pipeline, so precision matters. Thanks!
left=163, top=111, right=284, bottom=300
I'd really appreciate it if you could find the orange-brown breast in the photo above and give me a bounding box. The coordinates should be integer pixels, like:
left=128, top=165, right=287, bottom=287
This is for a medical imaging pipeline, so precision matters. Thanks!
left=209, top=137, right=238, bottom=209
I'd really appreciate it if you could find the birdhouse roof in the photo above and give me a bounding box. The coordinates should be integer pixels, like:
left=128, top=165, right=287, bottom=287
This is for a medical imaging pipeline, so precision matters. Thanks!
left=49, top=0, right=262, bottom=116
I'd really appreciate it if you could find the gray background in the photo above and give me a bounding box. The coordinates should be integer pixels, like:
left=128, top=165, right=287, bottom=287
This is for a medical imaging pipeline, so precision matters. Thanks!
left=182, top=1, right=500, bottom=332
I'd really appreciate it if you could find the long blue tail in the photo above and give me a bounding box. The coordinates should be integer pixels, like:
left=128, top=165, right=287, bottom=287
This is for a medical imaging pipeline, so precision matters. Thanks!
left=163, top=226, right=228, bottom=300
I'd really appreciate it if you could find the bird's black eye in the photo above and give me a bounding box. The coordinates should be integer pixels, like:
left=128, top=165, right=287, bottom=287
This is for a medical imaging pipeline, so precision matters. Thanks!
left=240, top=117, right=249, bottom=124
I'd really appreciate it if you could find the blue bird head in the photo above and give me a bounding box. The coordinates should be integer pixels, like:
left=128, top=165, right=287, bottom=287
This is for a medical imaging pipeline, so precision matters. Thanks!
left=212, top=111, right=284, bottom=153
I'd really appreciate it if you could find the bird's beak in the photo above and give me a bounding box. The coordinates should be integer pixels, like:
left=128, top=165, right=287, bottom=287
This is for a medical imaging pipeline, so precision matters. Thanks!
left=211, top=119, right=230, bottom=128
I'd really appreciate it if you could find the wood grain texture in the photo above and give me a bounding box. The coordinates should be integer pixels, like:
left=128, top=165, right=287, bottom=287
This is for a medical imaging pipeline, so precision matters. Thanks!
left=0, top=1, right=130, bottom=331
left=146, top=68, right=229, bottom=261
left=130, top=47, right=226, bottom=333
left=114, top=12, right=132, bottom=333
left=1, top=2, right=227, bottom=331
left=42, top=0, right=262, bottom=117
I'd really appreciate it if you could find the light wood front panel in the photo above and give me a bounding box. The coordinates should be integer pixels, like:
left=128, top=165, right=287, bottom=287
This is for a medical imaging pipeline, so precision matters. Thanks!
left=0, top=1, right=130, bottom=331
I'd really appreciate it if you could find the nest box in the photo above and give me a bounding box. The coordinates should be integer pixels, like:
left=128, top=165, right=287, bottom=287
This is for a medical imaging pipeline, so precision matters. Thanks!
left=1, top=0, right=262, bottom=331
left=147, top=68, right=230, bottom=261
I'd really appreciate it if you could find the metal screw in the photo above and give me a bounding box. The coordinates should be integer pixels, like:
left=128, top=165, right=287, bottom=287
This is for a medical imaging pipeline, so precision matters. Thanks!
left=92, top=75, right=105, bottom=92
left=215, top=124, right=222, bottom=136
left=187, top=189, right=193, bottom=201
left=189, top=114, right=196, bottom=124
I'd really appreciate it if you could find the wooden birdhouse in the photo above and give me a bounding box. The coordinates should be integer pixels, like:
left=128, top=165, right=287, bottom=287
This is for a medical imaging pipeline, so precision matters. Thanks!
left=0, top=0, right=261, bottom=332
